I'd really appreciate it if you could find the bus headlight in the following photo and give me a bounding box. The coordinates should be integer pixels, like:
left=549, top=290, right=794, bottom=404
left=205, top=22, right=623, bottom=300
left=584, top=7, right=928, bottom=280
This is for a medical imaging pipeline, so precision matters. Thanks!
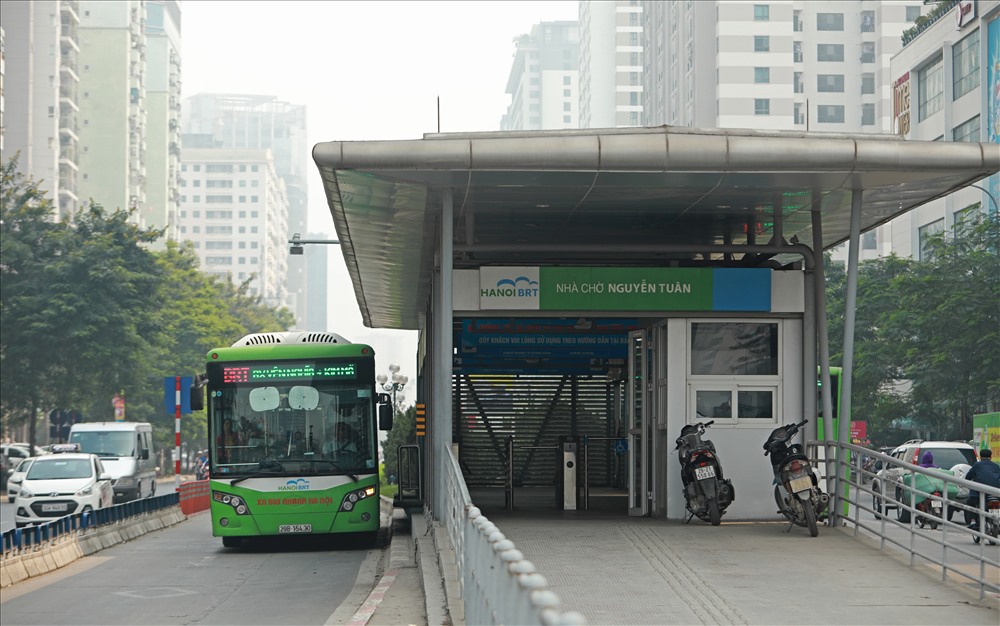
left=212, top=490, right=251, bottom=515
left=339, top=486, right=375, bottom=512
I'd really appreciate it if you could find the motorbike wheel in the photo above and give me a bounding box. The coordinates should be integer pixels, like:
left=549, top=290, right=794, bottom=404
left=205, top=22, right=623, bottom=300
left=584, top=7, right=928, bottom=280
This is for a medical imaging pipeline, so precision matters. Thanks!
left=708, top=499, right=721, bottom=526
left=773, top=486, right=792, bottom=521
left=804, top=502, right=819, bottom=537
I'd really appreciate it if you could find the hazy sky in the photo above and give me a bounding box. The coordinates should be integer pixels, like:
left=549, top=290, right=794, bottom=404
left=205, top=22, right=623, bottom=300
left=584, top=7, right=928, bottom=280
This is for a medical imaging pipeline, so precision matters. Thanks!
left=180, top=1, right=578, bottom=394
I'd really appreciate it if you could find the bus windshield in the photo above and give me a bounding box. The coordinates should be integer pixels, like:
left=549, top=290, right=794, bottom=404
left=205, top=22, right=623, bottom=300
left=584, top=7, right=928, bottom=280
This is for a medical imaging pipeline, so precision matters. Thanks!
left=207, top=360, right=376, bottom=478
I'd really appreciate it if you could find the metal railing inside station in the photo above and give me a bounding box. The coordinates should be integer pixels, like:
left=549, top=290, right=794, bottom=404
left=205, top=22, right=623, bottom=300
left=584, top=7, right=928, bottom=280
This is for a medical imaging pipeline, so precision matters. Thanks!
left=503, top=435, right=625, bottom=511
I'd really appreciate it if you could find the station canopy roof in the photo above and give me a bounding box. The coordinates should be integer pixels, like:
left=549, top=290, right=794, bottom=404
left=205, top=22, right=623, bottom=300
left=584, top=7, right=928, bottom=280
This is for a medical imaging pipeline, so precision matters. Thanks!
left=313, top=126, right=999, bottom=329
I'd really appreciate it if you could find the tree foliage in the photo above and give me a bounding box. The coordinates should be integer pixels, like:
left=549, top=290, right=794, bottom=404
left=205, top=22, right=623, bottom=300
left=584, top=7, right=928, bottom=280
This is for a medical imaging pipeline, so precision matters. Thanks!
left=825, top=215, right=1000, bottom=443
left=1, top=157, right=294, bottom=457
left=381, top=405, right=417, bottom=484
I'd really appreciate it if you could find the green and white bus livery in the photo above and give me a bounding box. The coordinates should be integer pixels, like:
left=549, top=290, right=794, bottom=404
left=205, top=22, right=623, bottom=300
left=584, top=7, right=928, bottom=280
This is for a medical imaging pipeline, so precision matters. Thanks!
left=204, top=331, right=392, bottom=547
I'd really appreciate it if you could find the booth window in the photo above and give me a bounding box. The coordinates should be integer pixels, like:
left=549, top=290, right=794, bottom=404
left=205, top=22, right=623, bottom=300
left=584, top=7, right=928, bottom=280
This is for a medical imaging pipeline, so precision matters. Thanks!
left=689, top=321, right=780, bottom=424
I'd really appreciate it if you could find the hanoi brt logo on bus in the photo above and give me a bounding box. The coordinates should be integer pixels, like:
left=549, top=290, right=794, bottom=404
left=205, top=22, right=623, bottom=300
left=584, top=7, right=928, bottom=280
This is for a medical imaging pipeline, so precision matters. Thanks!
left=479, top=267, right=539, bottom=310
left=278, top=478, right=310, bottom=491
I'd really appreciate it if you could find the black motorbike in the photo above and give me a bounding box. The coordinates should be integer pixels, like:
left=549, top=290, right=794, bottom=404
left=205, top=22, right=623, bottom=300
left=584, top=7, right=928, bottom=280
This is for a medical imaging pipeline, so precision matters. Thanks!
left=763, top=419, right=829, bottom=537
left=676, top=420, right=734, bottom=526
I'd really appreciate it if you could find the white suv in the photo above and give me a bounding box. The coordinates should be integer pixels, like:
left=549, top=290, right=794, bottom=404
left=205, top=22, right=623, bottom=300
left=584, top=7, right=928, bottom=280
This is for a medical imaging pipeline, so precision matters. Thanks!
left=14, top=451, right=114, bottom=528
left=871, top=439, right=977, bottom=519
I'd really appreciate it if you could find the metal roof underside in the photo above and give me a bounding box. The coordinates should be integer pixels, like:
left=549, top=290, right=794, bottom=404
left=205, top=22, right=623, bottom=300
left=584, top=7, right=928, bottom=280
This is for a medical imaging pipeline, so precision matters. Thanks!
left=313, top=126, right=999, bottom=330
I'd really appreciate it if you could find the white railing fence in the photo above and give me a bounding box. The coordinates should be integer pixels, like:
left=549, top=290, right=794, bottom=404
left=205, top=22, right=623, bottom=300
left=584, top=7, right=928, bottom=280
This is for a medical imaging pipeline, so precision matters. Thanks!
left=440, top=444, right=586, bottom=625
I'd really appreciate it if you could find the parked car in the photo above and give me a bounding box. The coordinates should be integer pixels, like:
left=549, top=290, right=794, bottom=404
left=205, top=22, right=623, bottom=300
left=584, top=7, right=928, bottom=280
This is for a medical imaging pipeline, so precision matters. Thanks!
left=13, top=447, right=113, bottom=528
left=871, top=440, right=977, bottom=520
left=7, top=457, right=35, bottom=502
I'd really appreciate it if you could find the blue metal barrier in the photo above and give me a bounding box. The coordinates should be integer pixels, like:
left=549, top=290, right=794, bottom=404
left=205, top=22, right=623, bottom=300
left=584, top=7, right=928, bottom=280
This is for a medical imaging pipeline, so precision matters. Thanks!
left=2, top=492, right=182, bottom=558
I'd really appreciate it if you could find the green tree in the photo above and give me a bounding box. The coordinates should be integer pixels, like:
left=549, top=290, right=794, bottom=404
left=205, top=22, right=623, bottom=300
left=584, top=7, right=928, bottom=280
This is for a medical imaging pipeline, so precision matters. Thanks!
left=382, top=405, right=417, bottom=484
left=885, top=216, right=1000, bottom=438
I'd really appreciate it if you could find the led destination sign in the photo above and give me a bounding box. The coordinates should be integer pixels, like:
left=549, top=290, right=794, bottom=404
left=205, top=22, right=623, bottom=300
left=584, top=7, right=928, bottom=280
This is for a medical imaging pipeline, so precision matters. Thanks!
left=222, top=363, right=357, bottom=383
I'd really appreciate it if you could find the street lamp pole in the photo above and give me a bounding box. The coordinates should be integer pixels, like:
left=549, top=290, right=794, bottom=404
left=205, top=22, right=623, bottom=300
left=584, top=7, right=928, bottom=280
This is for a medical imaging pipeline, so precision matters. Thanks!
left=376, top=364, right=408, bottom=416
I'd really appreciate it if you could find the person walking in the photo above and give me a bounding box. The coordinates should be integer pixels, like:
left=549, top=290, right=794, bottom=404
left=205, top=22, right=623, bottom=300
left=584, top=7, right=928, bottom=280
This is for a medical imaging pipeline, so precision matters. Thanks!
left=965, top=449, right=1000, bottom=528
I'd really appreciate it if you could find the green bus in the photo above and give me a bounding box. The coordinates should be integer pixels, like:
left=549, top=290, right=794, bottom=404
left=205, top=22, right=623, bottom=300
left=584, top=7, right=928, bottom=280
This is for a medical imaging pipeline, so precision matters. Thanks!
left=204, top=332, right=392, bottom=547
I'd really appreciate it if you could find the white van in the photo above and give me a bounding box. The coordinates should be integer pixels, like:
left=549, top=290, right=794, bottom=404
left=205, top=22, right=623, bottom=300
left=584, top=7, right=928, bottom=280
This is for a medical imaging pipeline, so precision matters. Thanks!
left=68, top=422, right=158, bottom=503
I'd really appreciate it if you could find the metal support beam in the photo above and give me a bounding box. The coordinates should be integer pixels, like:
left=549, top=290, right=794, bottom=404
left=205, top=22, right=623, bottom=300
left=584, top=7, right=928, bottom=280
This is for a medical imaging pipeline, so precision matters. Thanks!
left=432, top=189, right=455, bottom=517
left=813, top=195, right=836, bottom=501
left=832, top=188, right=863, bottom=527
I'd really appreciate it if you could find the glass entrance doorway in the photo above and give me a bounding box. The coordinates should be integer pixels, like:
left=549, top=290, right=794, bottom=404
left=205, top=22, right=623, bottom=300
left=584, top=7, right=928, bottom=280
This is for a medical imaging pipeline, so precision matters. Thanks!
left=627, top=330, right=652, bottom=516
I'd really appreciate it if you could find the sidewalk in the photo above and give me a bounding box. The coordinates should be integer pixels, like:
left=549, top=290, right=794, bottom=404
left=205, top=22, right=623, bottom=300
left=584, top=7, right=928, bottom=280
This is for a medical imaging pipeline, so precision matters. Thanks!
left=347, top=508, right=456, bottom=626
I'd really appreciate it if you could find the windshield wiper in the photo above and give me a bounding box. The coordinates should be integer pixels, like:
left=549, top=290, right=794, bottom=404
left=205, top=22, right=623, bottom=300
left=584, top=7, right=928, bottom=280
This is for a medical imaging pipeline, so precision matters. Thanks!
left=305, top=459, right=358, bottom=482
left=228, top=459, right=288, bottom=486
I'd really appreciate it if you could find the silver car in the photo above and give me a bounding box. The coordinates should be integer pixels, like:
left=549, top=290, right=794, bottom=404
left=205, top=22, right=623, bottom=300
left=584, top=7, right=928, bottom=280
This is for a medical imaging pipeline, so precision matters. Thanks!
left=7, top=457, right=34, bottom=502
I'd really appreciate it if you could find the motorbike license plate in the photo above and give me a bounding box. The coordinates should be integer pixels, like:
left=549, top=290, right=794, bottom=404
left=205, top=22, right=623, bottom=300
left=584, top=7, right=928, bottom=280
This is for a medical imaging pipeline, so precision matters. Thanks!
left=278, top=524, right=311, bottom=534
left=41, top=503, right=68, bottom=513
left=694, top=466, right=716, bottom=480
left=788, top=476, right=812, bottom=494
left=931, top=501, right=942, bottom=510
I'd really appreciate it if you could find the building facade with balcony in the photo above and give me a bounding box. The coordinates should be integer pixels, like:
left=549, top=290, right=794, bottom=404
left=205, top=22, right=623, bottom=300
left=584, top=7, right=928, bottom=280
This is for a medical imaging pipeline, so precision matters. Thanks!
left=178, top=148, right=290, bottom=312
left=886, top=0, right=999, bottom=260
left=0, top=0, right=81, bottom=219
left=579, top=0, right=644, bottom=128
left=502, top=21, right=580, bottom=131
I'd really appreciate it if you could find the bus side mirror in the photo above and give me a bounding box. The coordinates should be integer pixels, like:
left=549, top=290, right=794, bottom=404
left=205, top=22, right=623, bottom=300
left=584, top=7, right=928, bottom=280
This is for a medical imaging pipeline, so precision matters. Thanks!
left=190, top=374, right=207, bottom=412
left=141, top=448, right=150, bottom=460
left=378, top=403, right=393, bottom=431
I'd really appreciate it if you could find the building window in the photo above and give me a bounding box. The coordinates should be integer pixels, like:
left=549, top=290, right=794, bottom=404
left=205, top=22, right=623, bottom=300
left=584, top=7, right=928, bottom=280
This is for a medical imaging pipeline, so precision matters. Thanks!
left=953, top=30, right=980, bottom=100
left=563, top=102, right=571, bottom=111
left=862, top=103, right=875, bottom=126
left=861, top=11, right=875, bottom=32
left=952, top=115, right=980, bottom=143
left=251, top=165, right=258, bottom=172
left=918, top=219, right=944, bottom=261
left=563, top=76, right=571, bottom=85
left=206, top=164, right=233, bottom=173
left=193, top=180, right=201, bottom=187
left=816, top=13, right=844, bottom=31
left=794, top=72, right=804, bottom=93
left=754, top=67, right=770, bottom=83
left=817, top=105, right=845, bottom=123
left=754, top=99, right=770, bottom=115
left=861, top=42, right=875, bottom=63
left=563, top=115, right=572, bottom=123
left=817, top=44, right=844, bottom=62
left=861, top=73, right=875, bottom=95
left=817, top=74, right=844, bottom=93
left=754, top=5, right=769, bottom=21
left=793, top=41, right=803, bottom=63
left=906, top=6, right=921, bottom=22
left=918, top=56, right=944, bottom=121
left=794, top=10, right=802, bottom=32
left=862, top=231, right=877, bottom=250
left=564, top=89, right=571, bottom=97
left=794, top=103, right=804, bottom=125
left=754, top=36, right=769, bottom=52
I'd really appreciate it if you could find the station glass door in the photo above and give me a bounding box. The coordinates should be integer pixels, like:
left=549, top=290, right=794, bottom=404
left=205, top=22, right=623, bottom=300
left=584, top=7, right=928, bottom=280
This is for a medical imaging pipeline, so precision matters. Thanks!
left=627, top=330, right=651, bottom=516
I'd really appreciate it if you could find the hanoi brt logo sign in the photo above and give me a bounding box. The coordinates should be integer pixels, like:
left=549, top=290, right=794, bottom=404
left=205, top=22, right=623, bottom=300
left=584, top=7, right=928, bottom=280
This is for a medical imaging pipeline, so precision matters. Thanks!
left=480, top=267, right=539, bottom=310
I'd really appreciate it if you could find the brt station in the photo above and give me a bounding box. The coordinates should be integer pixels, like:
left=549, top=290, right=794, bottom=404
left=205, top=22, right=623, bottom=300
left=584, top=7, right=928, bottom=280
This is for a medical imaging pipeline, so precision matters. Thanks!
left=313, top=126, right=998, bottom=522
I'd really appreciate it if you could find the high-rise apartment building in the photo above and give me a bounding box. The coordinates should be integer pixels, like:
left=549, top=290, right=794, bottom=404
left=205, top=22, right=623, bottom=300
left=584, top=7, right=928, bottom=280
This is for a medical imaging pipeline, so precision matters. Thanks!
left=74, top=1, right=179, bottom=241
left=178, top=148, right=290, bottom=311
left=642, top=0, right=925, bottom=132
left=886, top=0, right=998, bottom=260
left=0, top=0, right=82, bottom=219
left=501, top=21, right=580, bottom=131
left=1, top=1, right=180, bottom=234
left=579, top=0, right=645, bottom=128
left=181, top=93, right=317, bottom=327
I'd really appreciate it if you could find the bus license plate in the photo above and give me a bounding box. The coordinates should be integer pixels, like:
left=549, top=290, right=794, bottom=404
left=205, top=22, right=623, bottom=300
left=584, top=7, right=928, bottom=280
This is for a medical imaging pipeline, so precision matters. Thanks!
left=694, top=466, right=716, bottom=480
left=279, top=524, right=311, bottom=534
left=42, top=503, right=68, bottom=512
left=788, top=476, right=812, bottom=494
